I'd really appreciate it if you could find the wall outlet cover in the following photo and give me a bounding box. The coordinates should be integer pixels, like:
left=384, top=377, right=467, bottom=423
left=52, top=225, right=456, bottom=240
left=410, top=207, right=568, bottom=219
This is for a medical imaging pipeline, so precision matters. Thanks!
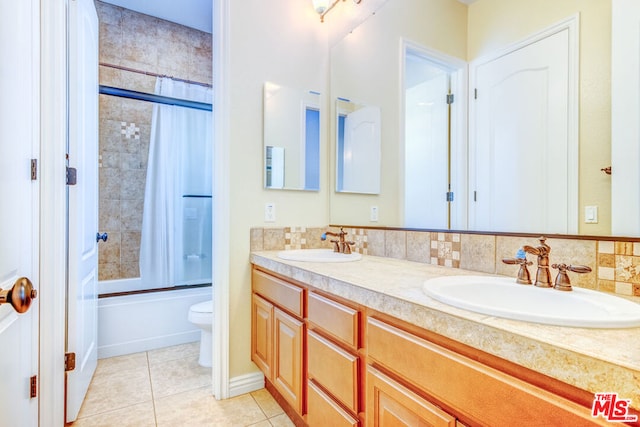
left=265, top=203, right=276, bottom=222
left=370, top=206, right=379, bottom=222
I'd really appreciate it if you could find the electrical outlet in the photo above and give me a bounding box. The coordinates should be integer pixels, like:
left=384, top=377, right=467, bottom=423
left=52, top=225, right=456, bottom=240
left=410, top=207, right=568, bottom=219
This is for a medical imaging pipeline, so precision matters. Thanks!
left=265, top=203, right=276, bottom=222
left=370, top=206, right=379, bottom=222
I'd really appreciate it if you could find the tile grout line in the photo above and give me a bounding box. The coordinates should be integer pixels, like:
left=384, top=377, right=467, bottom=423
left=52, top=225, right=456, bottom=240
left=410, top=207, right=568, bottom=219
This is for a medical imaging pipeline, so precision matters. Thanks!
left=146, top=351, right=159, bottom=427
left=248, top=391, right=270, bottom=425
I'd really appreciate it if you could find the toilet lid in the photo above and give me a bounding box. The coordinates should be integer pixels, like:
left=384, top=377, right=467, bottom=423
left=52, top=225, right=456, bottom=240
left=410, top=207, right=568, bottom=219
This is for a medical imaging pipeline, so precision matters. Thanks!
left=191, top=300, right=213, bottom=313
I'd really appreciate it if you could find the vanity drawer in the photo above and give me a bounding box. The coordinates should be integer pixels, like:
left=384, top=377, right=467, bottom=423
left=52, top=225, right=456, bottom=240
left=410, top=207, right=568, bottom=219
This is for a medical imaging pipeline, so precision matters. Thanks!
left=307, top=380, right=359, bottom=427
left=367, top=317, right=607, bottom=426
left=252, top=269, right=304, bottom=318
left=308, top=329, right=359, bottom=413
left=308, top=291, right=359, bottom=348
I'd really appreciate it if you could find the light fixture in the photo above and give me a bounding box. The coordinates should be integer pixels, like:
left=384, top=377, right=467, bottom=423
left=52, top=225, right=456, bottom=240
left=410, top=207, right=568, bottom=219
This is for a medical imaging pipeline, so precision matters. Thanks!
left=312, top=0, right=362, bottom=23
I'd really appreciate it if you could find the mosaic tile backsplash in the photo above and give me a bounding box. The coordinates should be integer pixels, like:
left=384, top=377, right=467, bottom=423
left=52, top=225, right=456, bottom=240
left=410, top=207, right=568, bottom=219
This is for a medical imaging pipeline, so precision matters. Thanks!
left=251, top=226, right=640, bottom=299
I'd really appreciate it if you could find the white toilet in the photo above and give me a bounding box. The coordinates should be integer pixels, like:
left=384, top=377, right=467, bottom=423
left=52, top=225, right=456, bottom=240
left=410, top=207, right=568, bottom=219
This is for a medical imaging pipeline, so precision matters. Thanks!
left=188, top=300, right=213, bottom=367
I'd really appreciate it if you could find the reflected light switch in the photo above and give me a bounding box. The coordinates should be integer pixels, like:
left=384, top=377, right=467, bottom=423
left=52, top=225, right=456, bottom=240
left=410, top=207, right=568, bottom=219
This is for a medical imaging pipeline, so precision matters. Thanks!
left=585, top=206, right=598, bottom=224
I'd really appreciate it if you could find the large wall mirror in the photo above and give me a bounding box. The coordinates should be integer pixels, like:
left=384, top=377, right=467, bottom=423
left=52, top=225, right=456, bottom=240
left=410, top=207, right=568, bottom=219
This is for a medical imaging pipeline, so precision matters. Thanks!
left=263, top=81, right=321, bottom=191
left=328, top=0, right=627, bottom=237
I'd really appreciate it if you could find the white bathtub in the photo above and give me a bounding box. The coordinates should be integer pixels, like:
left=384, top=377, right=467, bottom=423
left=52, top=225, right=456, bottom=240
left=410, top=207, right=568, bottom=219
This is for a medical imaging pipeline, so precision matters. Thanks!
left=98, top=279, right=212, bottom=359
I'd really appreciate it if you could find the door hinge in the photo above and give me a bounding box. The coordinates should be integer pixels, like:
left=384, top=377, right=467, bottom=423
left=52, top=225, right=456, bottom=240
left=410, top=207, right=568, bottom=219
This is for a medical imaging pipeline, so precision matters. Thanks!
left=66, top=167, right=77, bottom=186
left=31, top=159, right=37, bottom=180
left=65, top=352, right=76, bottom=372
left=30, top=375, right=37, bottom=398
left=446, top=93, right=454, bottom=105
left=446, top=191, right=454, bottom=202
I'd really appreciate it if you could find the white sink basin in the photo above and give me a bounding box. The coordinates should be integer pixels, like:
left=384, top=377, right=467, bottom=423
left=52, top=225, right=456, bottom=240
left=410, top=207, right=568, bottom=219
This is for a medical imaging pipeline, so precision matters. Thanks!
left=423, top=275, right=640, bottom=328
left=277, top=249, right=362, bottom=263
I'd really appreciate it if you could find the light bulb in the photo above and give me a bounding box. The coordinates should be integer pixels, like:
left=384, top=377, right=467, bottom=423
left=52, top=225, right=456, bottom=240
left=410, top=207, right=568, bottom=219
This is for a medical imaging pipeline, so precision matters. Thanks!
left=312, top=0, right=329, bottom=14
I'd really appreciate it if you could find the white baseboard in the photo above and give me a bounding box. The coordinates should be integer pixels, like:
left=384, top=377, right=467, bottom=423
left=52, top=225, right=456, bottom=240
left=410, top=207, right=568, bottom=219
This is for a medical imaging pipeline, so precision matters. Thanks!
left=229, top=371, right=265, bottom=397
left=98, top=331, right=200, bottom=359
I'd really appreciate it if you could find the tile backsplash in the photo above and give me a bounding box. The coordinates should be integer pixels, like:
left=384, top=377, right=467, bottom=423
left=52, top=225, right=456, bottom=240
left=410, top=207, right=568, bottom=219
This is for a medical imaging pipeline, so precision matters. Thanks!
left=251, top=226, right=640, bottom=299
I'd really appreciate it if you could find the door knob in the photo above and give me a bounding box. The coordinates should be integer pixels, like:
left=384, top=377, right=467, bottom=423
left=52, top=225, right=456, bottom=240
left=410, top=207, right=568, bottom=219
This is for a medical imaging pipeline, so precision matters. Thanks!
left=0, top=277, right=37, bottom=314
left=96, top=232, right=108, bottom=243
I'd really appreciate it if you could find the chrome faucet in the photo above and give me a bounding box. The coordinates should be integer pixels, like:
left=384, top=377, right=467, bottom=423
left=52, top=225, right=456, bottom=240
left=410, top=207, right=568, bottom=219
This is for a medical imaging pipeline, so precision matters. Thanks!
left=322, top=227, right=355, bottom=254
left=523, top=236, right=553, bottom=288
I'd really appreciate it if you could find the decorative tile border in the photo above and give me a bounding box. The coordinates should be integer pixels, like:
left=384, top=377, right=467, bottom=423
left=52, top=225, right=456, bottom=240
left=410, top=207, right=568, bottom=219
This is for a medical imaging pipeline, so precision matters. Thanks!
left=251, top=226, right=640, bottom=299
left=430, top=232, right=461, bottom=268
left=284, top=226, right=307, bottom=250
left=598, top=241, right=640, bottom=297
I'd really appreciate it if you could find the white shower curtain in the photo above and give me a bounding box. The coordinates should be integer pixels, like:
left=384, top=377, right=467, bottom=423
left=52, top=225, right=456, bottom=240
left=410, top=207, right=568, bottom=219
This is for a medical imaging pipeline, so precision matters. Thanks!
left=140, top=77, right=213, bottom=289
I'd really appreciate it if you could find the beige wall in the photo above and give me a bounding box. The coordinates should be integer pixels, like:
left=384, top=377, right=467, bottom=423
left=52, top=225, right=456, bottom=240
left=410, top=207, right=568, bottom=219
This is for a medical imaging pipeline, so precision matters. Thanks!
left=329, top=0, right=468, bottom=226
left=467, top=0, right=612, bottom=235
left=227, top=0, right=330, bottom=378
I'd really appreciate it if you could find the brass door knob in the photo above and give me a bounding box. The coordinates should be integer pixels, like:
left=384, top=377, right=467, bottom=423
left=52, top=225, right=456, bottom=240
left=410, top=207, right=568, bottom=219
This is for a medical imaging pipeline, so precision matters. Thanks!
left=0, top=277, right=37, bottom=313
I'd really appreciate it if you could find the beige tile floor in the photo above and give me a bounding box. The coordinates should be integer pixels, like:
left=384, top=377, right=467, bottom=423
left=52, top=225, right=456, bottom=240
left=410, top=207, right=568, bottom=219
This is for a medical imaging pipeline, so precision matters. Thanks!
left=71, top=342, right=294, bottom=427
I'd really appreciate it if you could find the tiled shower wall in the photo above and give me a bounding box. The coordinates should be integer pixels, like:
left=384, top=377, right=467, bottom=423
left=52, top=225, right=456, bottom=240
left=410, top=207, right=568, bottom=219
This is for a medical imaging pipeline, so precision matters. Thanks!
left=250, top=226, right=640, bottom=299
left=96, top=1, right=212, bottom=280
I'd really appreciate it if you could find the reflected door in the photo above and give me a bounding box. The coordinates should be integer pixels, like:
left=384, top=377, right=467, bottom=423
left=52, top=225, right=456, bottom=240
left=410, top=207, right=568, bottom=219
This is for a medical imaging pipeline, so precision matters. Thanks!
left=612, top=0, right=640, bottom=236
left=404, top=61, right=450, bottom=229
left=338, top=105, right=381, bottom=194
left=470, top=27, right=575, bottom=233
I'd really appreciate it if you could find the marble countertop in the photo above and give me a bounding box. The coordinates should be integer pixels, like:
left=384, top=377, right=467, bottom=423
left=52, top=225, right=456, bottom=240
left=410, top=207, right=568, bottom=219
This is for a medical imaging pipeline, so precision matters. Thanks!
left=250, top=250, right=640, bottom=408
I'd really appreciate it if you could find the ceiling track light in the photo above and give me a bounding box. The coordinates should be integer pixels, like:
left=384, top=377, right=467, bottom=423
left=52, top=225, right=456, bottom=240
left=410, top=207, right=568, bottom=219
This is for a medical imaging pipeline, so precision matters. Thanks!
left=312, top=0, right=363, bottom=23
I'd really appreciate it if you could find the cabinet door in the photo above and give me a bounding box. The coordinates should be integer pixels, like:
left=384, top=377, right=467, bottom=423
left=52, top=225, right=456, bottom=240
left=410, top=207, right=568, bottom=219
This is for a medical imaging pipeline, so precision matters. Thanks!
left=273, top=307, right=305, bottom=415
left=367, top=366, right=456, bottom=427
left=251, top=293, right=273, bottom=379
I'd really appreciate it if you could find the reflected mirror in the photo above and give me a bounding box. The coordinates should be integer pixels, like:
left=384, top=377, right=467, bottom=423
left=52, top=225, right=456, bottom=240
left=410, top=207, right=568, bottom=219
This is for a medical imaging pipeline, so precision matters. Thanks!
left=329, top=0, right=621, bottom=236
left=263, top=82, right=320, bottom=191
left=335, top=98, right=381, bottom=194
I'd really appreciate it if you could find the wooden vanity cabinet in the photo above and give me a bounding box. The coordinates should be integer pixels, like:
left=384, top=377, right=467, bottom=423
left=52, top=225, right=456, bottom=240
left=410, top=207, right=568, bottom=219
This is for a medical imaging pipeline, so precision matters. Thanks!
left=366, top=316, right=613, bottom=427
left=251, top=265, right=618, bottom=427
left=251, top=269, right=305, bottom=416
left=306, top=291, right=363, bottom=426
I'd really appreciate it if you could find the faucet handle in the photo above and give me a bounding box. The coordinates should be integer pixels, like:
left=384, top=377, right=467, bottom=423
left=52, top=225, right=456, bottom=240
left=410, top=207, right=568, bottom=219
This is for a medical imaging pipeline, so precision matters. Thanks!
left=343, top=241, right=355, bottom=254
left=502, top=257, right=533, bottom=285
left=551, top=264, right=592, bottom=291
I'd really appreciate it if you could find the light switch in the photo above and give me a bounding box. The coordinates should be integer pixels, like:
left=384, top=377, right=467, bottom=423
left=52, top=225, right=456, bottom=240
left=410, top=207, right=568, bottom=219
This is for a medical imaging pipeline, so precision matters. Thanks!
left=585, top=206, right=598, bottom=224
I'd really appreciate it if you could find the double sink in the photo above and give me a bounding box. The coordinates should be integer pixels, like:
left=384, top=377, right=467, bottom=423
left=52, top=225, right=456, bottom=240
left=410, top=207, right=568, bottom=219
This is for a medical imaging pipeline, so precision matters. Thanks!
left=277, top=249, right=640, bottom=329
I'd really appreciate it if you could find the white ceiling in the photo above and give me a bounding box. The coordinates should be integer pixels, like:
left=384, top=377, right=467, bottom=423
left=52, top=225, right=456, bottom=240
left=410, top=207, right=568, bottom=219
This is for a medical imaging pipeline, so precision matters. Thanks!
left=99, top=0, right=213, bottom=33
left=98, top=0, right=477, bottom=35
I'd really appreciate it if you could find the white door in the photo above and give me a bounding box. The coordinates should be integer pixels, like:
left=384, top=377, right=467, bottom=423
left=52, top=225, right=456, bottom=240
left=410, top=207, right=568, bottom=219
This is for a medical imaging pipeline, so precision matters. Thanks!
left=405, top=67, right=449, bottom=229
left=612, top=0, right=640, bottom=236
left=66, top=0, right=99, bottom=421
left=342, top=106, right=381, bottom=194
left=470, top=27, right=575, bottom=234
left=0, top=0, right=40, bottom=425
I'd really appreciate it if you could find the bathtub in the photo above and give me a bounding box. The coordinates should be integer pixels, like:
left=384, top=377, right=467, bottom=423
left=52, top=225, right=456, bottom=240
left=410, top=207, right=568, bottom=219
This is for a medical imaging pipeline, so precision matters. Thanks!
left=98, top=278, right=212, bottom=359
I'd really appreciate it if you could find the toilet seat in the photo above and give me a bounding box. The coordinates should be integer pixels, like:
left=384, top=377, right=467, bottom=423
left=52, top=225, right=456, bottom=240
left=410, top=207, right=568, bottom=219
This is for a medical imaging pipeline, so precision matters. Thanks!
left=190, top=300, right=212, bottom=313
